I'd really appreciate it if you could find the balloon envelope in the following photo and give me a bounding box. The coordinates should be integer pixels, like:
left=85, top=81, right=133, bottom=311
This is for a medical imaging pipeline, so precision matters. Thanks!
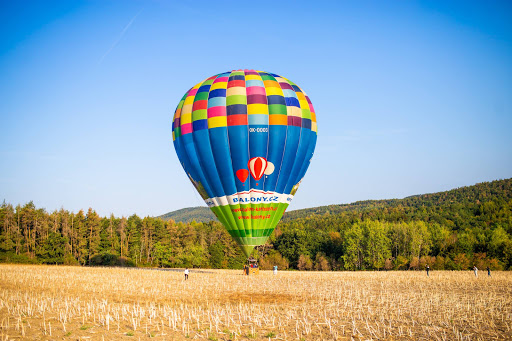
left=172, top=70, right=317, bottom=257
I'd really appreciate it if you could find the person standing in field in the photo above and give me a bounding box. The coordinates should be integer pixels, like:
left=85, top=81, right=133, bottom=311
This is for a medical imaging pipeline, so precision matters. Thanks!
left=426, top=265, right=430, bottom=277
left=487, top=266, right=491, bottom=277
left=473, top=266, right=478, bottom=278
left=273, top=265, right=278, bottom=275
left=184, top=268, right=189, bottom=281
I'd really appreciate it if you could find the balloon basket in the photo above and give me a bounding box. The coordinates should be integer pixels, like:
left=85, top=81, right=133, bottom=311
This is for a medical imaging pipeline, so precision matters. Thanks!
left=244, top=258, right=259, bottom=275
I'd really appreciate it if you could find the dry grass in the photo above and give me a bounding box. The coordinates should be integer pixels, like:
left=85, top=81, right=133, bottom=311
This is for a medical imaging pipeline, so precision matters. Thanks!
left=0, top=265, right=511, bottom=340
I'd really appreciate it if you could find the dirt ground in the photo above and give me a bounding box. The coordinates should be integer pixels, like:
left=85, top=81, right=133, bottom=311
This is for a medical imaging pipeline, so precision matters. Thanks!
left=0, top=265, right=511, bottom=340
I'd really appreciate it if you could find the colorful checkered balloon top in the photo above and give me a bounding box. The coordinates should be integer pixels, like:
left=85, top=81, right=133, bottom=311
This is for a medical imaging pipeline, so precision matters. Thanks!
left=172, top=70, right=317, bottom=141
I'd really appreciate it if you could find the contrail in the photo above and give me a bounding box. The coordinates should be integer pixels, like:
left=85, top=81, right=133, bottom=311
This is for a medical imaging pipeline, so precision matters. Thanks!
left=98, top=9, right=142, bottom=64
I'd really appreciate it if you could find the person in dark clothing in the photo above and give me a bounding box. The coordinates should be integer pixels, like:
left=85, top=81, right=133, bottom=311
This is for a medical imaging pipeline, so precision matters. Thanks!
left=487, top=266, right=491, bottom=277
left=426, top=265, right=430, bottom=277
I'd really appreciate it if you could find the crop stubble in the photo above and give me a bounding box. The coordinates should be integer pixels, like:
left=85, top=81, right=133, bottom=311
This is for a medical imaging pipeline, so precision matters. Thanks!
left=0, top=265, right=511, bottom=340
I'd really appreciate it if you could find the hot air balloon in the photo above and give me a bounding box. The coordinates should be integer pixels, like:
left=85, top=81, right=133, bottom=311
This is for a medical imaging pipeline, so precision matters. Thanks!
left=172, top=70, right=317, bottom=257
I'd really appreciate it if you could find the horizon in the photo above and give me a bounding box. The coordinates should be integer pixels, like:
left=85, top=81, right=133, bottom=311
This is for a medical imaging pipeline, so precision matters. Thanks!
left=3, top=176, right=509, bottom=217
left=1, top=1, right=511, bottom=217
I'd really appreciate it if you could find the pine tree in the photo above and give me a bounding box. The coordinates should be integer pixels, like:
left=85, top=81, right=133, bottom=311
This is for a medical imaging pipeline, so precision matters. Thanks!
left=85, top=208, right=101, bottom=265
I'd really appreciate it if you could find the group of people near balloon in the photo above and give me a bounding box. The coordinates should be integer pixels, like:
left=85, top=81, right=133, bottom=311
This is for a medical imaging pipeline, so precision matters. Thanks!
left=425, top=265, right=492, bottom=277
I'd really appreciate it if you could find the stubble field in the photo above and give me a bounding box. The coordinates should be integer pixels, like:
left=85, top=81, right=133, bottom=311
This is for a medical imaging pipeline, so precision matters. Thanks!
left=0, top=265, right=511, bottom=340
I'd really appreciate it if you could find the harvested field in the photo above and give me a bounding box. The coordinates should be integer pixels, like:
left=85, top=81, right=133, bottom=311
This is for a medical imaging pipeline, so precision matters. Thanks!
left=0, top=265, right=511, bottom=340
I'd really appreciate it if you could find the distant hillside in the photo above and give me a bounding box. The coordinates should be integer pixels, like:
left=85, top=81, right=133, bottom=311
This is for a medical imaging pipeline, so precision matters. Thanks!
left=160, top=178, right=512, bottom=223
left=281, top=178, right=512, bottom=222
left=158, top=206, right=217, bottom=223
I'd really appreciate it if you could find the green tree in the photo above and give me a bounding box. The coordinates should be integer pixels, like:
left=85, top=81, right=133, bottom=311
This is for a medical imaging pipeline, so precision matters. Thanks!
left=179, top=244, right=207, bottom=268
left=428, top=223, right=452, bottom=256
left=85, top=208, right=101, bottom=265
left=342, top=223, right=364, bottom=270
left=274, top=229, right=311, bottom=268
left=488, top=226, right=510, bottom=259
left=36, top=232, right=67, bottom=264
left=502, top=240, right=512, bottom=269
left=126, top=215, right=142, bottom=264
left=362, top=221, right=390, bottom=269
left=75, top=210, right=88, bottom=265
left=208, top=241, right=225, bottom=268
left=153, top=242, right=172, bottom=267
left=455, top=230, right=477, bottom=254
left=0, top=202, right=16, bottom=252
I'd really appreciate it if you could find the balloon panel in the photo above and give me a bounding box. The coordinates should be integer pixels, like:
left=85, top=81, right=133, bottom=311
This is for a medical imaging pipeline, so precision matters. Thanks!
left=172, top=70, right=317, bottom=256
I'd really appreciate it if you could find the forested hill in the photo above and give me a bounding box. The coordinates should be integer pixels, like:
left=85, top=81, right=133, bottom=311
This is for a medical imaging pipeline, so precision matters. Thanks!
left=158, top=207, right=216, bottom=223
left=281, top=178, right=512, bottom=221
left=159, top=178, right=512, bottom=223
left=269, top=178, right=512, bottom=271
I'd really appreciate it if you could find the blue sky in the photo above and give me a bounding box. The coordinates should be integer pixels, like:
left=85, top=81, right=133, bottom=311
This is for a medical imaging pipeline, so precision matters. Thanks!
left=1, top=0, right=511, bottom=217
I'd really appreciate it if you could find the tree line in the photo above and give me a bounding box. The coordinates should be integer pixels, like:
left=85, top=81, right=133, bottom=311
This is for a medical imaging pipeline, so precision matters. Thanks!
left=1, top=178, right=511, bottom=270
left=0, top=203, right=247, bottom=268
left=271, top=178, right=512, bottom=270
